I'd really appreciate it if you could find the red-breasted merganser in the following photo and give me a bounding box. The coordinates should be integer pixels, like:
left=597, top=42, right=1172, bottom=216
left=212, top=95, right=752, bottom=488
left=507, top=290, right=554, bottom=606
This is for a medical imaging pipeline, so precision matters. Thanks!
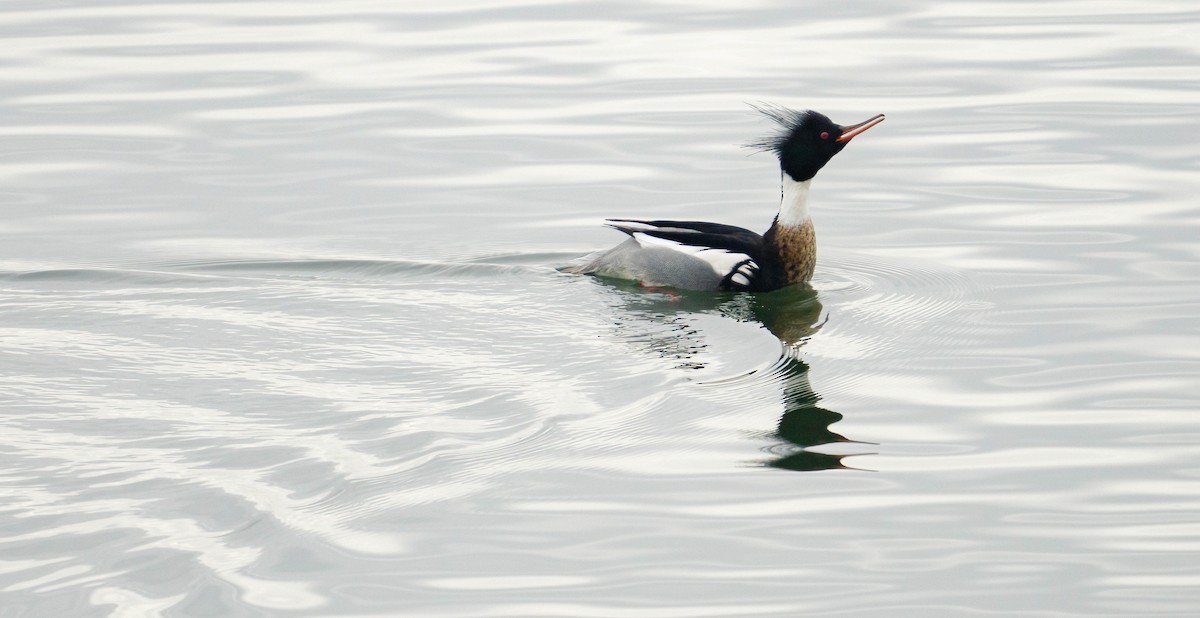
left=567, top=106, right=884, bottom=292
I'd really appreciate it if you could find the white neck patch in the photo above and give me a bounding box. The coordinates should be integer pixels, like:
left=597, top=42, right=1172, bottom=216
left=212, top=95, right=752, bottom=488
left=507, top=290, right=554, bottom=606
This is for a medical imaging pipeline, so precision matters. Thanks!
left=775, top=175, right=812, bottom=228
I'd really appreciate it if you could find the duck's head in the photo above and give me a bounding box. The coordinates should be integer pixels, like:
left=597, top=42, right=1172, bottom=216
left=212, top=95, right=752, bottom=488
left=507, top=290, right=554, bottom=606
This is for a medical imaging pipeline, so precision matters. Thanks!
left=749, top=105, right=885, bottom=182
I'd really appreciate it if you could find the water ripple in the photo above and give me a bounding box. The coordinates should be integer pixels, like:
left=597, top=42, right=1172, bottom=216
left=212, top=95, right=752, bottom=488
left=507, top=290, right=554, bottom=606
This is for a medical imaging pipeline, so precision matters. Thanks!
left=3, top=0, right=1199, bottom=615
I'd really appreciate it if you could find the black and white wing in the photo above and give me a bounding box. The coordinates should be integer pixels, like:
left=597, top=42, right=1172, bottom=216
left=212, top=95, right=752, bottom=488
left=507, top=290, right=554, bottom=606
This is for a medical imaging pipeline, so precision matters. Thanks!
left=606, top=219, right=766, bottom=291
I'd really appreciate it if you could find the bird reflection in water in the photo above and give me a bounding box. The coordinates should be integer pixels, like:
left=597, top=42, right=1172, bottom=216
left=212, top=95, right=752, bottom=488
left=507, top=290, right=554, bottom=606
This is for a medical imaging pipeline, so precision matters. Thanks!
left=600, top=281, right=870, bottom=471
left=750, top=286, right=870, bottom=471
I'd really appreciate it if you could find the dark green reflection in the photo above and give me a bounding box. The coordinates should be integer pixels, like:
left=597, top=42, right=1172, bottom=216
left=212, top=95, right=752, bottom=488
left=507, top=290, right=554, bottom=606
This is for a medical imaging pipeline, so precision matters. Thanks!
left=597, top=281, right=867, bottom=472
left=750, top=286, right=866, bottom=471
left=762, top=355, right=858, bottom=471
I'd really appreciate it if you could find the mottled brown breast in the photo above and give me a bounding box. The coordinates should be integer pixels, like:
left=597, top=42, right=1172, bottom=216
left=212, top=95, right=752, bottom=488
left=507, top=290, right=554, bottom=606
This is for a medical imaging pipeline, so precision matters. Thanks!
left=771, top=220, right=817, bottom=283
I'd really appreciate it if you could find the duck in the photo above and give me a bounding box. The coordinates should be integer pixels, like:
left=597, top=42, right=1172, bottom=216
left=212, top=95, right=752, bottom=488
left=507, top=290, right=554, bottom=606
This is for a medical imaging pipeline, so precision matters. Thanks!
left=565, top=105, right=884, bottom=292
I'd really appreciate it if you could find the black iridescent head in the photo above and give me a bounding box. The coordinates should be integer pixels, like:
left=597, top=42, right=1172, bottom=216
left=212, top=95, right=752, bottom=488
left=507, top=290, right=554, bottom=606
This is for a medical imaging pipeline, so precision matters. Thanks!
left=747, top=105, right=885, bottom=182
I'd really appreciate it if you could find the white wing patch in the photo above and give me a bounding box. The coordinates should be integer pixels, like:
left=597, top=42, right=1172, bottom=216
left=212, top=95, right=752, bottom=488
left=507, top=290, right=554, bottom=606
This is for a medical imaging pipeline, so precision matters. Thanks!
left=629, top=232, right=752, bottom=278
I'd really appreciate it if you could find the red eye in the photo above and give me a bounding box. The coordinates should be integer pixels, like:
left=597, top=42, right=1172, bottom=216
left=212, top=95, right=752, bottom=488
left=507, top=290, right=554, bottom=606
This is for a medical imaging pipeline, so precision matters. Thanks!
left=820, top=131, right=830, bottom=140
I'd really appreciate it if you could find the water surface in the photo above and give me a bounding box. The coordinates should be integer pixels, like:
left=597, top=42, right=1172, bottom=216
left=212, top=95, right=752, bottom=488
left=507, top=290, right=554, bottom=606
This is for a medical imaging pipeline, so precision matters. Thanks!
left=2, top=1, right=1199, bottom=616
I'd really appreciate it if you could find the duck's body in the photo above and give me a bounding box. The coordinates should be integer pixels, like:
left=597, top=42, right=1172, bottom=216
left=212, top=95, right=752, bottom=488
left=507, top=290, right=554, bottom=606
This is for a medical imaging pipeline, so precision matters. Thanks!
left=567, top=106, right=884, bottom=292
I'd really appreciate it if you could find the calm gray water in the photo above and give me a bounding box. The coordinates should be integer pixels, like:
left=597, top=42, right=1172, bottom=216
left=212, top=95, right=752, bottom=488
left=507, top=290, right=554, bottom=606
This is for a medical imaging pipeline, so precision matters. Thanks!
left=2, top=1, right=1199, bottom=616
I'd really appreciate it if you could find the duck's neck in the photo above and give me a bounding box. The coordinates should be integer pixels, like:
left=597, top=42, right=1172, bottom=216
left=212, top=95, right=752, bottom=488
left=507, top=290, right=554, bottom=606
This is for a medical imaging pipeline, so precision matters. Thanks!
left=775, top=175, right=812, bottom=228
left=765, top=174, right=817, bottom=284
